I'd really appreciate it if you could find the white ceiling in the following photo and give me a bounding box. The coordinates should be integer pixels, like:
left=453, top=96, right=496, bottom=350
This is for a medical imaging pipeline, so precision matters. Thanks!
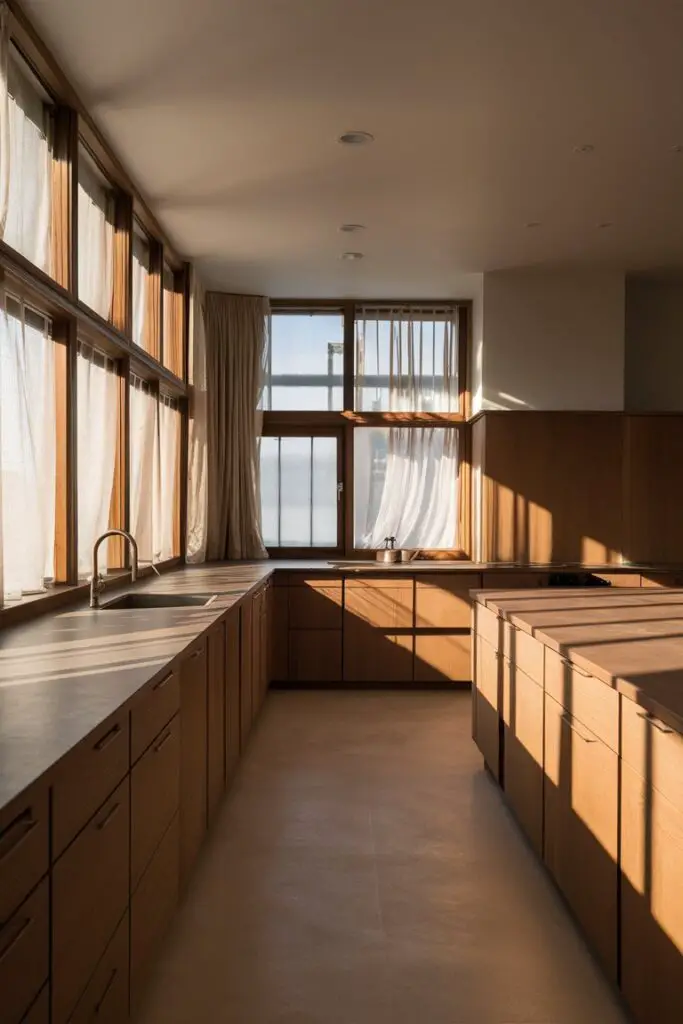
left=21, top=0, right=683, bottom=297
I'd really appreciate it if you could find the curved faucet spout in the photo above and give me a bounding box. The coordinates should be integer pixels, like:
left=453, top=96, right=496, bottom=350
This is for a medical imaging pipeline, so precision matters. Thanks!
left=91, top=530, right=139, bottom=608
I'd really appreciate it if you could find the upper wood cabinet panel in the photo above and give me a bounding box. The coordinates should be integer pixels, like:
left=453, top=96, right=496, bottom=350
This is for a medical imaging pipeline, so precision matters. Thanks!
left=344, top=578, right=413, bottom=629
left=415, top=574, right=481, bottom=628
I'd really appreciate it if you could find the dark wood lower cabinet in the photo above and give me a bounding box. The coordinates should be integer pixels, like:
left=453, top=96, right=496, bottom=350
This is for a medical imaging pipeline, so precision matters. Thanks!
left=131, top=816, right=180, bottom=1012
left=68, top=911, right=129, bottom=1024
left=0, top=879, right=49, bottom=1024
left=225, top=610, right=241, bottom=781
left=240, top=599, right=253, bottom=750
left=289, top=629, right=342, bottom=682
left=179, top=645, right=208, bottom=888
left=343, top=620, right=413, bottom=682
left=207, top=623, right=227, bottom=825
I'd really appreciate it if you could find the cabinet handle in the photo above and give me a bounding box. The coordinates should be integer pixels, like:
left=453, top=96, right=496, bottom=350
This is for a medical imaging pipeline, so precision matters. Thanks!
left=558, top=656, right=591, bottom=678
left=561, top=713, right=597, bottom=743
left=0, top=809, right=37, bottom=864
left=636, top=711, right=674, bottom=735
left=0, top=916, right=31, bottom=963
left=95, top=802, right=121, bottom=832
left=92, top=967, right=118, bottom=1016
left=189, top=648, right=204, bottom=660
left=153, top=728, right=173, bottom=754
left=94, top=723, right=122, bottom=752
left=153, top=672, right=173, bottom=691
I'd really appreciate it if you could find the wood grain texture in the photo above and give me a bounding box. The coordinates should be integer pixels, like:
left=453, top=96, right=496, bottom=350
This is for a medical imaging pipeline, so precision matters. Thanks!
left=415, top=574, right=479, bottom=628
left=624, top=415, right=683, bottom=563
left=0, top=878, right=48, bottom=1024
left=131, top=714, right=180, bottom=891
left=225, top=610, right=241, bottom=781
left=179, top=646, right=208, bottom=888
left=207, top=624, right=226, bottom=824
left=68, top=910, right=129, bottom=1024
left=0, top=783, right=48, bottom=923
left=289, top=629, right=342, bottom=682
left=343, top=620, right=413, bottom=682
left=414, top=633, right=471, bottom=682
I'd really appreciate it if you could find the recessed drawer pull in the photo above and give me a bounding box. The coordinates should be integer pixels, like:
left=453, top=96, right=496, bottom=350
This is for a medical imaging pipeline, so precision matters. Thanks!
left=153, top=729, right=173, bottom=754
left=0, top=916, right=31, bottom=963
left=92, top=967, right=118, bottom=1016
left=95, top=802, right=121, bottom=832
left=152, top=672, right=173, bottom=691
left=558, top=656, right=591, bottom=678
left=189, top=648, right=204, bottom=660
left=0, top=808, right=37, bottom=864
left=94, top=723, right=122, bottom=752
left=561, top=713, right=597, bottom=743
left=636, top=710, right=674, bottom=735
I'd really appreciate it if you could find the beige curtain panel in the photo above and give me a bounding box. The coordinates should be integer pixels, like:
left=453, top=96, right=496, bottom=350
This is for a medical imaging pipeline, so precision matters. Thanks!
left=204, top=292, right=269, bottom=560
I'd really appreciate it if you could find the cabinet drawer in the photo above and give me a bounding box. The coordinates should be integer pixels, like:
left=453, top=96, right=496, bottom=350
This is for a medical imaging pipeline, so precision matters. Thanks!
left=475, top=635, right=500, bottom=708
left=68, top=911, right=129, bottom=1024
left=503, top=624, right=544, bottom=685
left=343, top=623, right=413, bottom=683
left=414, top=634, right=471, bottom=683
left=415, top=575, right=480, bottom=628
left=131, top=714, right=180, bottom=891
left=52, top=710, right=129, bottom=858
left=344, top=579, right=413, bottom=629
left=474, top=604, right=501, bottom=651
left=21, top=985, right=49, bottom=1024
left=502, top=659, right=544, bottom=855
left=622, top=696, right=683, bottom=811
left=473, top=638, right=501, bottom=779
left=289, top=630, right=342, bottom=682
left=52, top=777, right=130, bottom=1024
left=131, top=668, right=180, bottom=764
left=0, top=878, right=49, bottom=1024
left=545, top=647, right=619, bottom=752
left=0, top=783, right=48, bottom=922
left=131, top=815, right=179, bottom=1012
left=288, top=581, right=342, bottom=630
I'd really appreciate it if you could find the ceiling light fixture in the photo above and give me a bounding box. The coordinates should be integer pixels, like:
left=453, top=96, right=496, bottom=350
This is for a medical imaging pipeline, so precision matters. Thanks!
left=340, top=251, right=364, bottom=261
left=339, top=223, right=366, bottom=233
left=574, top=143, right=595, bottom=154
left=338, top=131, right=374, bottom=146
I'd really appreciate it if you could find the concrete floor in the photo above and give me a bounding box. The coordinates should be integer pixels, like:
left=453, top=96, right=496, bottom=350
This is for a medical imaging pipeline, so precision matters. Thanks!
left=135, top=691, right=629, bottom=1024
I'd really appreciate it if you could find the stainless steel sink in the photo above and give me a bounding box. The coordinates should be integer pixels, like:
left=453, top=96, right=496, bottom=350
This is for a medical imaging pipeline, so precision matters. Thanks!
left=100, top=593, right=217, bottom=610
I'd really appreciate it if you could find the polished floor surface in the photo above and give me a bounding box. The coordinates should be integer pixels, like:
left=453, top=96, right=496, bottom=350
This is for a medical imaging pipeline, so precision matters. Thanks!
left=135, top=691, right=628, bottom=1024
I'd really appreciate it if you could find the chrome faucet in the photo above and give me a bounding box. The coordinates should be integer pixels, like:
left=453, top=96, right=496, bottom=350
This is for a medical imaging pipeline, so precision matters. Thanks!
left=90, top=530, right=139, bottom=608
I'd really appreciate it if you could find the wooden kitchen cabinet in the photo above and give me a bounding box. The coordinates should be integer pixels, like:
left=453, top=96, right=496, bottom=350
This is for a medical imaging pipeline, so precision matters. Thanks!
left=344, top=576, right=414, bottom=628
left=21, top=986, right=49, bottom=1024
left=288, top=577, right=343, bottom=629
left=131, top=667, right=179, bottom=764
left=482, top=572, right=549, bottom=589
left=415, top=574, right=480, bottom=628
left=343, top=620, right=413, bottom=683
left=130, top=815, right=179, bottom=1012
left=0, top=878, right=49, bottom=1024
left=271, top=582, right=289, bottom=681
left=502, top=658, right=544, bottom=854
left=472, top=636, right=501, bottom=780
left=289, top=629, right=342, bottom=682
left=131, top=713, right=180, bottom=891
left=0, top=781, right=48, bottom=924
left=414, top=633, right=471, bottom=683
left=179, top=644, right=208, bottom=887
left=207, top=622, right=227, bottom=824
left=68, top=911, right=129, bottom=1024
left=240, top=597, right=253, bottom=750
left=543, top=691, right=618, bottom=980
left=225, top=610, right=241, bottom=782
left=52, top=777, right=130, bottom=1024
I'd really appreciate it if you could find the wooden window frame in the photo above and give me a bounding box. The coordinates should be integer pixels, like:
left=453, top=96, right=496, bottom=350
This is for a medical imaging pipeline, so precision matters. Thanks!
left=263, top=301, right=472, bottom=559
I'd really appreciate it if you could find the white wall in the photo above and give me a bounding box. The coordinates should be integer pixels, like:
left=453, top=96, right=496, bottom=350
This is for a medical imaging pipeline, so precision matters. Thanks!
left=479, top=269, right=626, bottom=411
left=625, top=279, right=683, bottom=412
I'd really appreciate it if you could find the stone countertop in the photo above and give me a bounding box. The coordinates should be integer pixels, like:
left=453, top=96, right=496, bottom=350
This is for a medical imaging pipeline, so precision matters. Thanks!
left=472, top=587, right=683, bottom=734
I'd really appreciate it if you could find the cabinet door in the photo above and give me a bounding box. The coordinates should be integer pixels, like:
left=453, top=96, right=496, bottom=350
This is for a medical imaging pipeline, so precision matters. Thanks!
left=207, top=623, right=226, bottom=824
left=415, top=574, right=480, bottom=628
left=271, top=583, right=289, bottom=681
left=68, top=911, right=129, bottom=1024
left=240, top=598, right=253, bottom=750
left=288, top=579, right=343, bottom=629
left=543, top=692, right=618, bottom=980
left=621, top=761, right=683, bottom=1024
left=225, top=610, right=241, bottom=782
left=344, top=577, right=414, bottom=628
left=289, top=630, right=342, bottom=682
left=0, top=782, right=48, bottom=923
left=414, top=633, right=471, bottom=683
left=0, top=878, right=48, bottom=1024
left=502, top=660, right=543, bottom=855
left=343, top=621, right=413, bottom=683
left=179, top=645, right=208, bottom=887
left=131, top=714, right=180, bottom=891
left=473, top=637, right=500, bottom=779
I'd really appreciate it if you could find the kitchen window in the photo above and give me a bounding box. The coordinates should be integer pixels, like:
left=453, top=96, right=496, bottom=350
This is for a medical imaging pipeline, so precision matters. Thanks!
left=77, top=145, right=115, bottom=321
left=263, top=310, right=344, bottom=411
left=260, top=431, right=341, bottom=550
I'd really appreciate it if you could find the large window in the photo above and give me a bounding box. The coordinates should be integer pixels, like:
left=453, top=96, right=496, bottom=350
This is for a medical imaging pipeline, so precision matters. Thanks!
left=162, top=261, right=183, bottom=378
left=154, top=394, right=181, bottom=561
left=1, top=45, right=54, bottom=274
left=262, top=303, right=468, bottom=555
left=77, top=146, right=115, bottom=320
left=0, top=295, right=56, bottom=600
left=132, top=221, right=152, bottom=353
left=129, top=374, right=156, bottom=563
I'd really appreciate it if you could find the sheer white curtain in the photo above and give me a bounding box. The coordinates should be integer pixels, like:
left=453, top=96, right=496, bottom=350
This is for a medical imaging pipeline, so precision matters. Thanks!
left=355, top=307, right=459, bottom=412
left=77, top=344, right=118, bottom=576
left=77, top=155, right=114, bottom=319
left=186, top=273, right=208, bottom=562
left=0, top=293, right=55, bottom=600
left=132, top=231, right=150, bottom=350
left=0, top=31, right=52, bottom=272
left=154, top=396, right=179, bottom=562
left=129, top=377, right=155, bottom=564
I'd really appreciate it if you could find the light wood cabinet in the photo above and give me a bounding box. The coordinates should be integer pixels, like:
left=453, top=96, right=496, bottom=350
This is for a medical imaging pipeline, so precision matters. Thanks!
left=472, top=636, right=501, bottom=779
left=343, top=620, right=413, bottom=683
left=179, top=644, right=208, bottom=887
left=131, top=815, right=179, bottom=1012
left=52, top=777, right=130, bottom=1024
left=0, top=878, right=48, bottom=1024
left=288, top=577, right=343, bottom=629
left=68, top=911, right=129, bottom=1024
left=240, top=597, right=253, bottom=750
left=271, top=582, right=289, bottom=681
left=502, top=658, right=543, bottom=854
left=482, top=572, right=549, bottom=589
left=289, top=629, right=342, bottom=682
left=543, top=691, right=618, bottom=980
left=502, top=624, right=544, bottom=687
left=474, top=602, right=502, bottom=651
left=414, top=633, right=471, bottom=683
left=544, top=648, right=619, bottom=753
left=0, top=782, right=48, bottom=923
left=415, top=574, right=480, bottom=628
left=207, top=623, right=226, bottom=824
left=225, top=610, right=241, bottom=782
left=131, top=668, right=179, bottom=764
left=131, top=713, right=180, bottom=891
left=344, top=576, right=414, bottom=628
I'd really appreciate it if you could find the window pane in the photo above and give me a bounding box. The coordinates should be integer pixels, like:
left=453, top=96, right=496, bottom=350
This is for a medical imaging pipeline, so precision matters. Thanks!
left=78, top=147, right=115, bottom=320
left=77, top=344, right=118, bottom=576
left=354, top=307, right=459, bottom=412
left=162, top=262, right=183, bottom=377
left=0, top=297, right=55, bottom=599
left=259, top=434, right=339, bottom=548
left=154, top=397, right=180, bottom=561
left=130, top=376, right=155, bottom=563
left=263, top=313, right=344, bottom=411
left=354, top=427, right=459, bottom=549
left=132, top=224, right=151, bottom=352
left=4, top=49, right=53, bottom=274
